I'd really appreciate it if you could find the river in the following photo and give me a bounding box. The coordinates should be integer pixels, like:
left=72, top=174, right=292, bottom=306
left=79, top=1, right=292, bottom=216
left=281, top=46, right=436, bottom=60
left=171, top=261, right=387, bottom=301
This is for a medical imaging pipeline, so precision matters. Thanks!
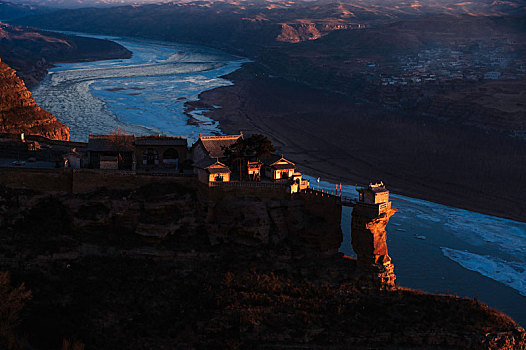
left=31, top=34, right=526, bottom=326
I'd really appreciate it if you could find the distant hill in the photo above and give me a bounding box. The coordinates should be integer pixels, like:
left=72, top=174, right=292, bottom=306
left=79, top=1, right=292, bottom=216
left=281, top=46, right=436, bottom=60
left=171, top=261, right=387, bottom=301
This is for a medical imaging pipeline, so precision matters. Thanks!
left=0, top=0, right=55, bottom=20
left=13, top=0, right=526, bottom=53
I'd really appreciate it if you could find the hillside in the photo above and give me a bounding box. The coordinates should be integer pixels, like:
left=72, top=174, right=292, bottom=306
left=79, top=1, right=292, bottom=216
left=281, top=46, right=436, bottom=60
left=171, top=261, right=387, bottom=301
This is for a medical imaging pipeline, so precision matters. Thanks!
left=0, top=58, right=69, bottom=140
left=0, top=0, right=54, bottom=20
left=1, top=182, right=525, bottom=348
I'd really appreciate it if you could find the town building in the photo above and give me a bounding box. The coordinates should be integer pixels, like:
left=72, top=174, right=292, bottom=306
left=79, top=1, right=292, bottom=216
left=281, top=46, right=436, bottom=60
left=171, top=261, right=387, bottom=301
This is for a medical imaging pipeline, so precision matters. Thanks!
left=134, top=135, right=187, bottom=171
left=87, top=134, right=136, bottom=170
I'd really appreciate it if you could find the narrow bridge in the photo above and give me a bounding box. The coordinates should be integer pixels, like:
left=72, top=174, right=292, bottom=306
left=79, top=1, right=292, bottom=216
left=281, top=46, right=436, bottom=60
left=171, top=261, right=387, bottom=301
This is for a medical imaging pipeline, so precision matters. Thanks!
left=301, top=188, right=356, bottom=207
left=341, top=196, right=356, bottom=207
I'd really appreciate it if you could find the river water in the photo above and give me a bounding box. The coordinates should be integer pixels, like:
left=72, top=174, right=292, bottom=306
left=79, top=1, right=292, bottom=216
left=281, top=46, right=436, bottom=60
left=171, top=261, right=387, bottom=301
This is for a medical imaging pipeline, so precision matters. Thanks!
left=31, top=35, right=526, bottom=326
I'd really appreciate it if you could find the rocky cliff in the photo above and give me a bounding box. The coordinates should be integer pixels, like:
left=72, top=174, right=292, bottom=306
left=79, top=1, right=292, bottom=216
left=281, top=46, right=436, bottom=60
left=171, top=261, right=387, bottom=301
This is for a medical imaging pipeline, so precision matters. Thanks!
left=351, top=204, right=397, bottom=290
left=0, top=58, right=69, bottom=140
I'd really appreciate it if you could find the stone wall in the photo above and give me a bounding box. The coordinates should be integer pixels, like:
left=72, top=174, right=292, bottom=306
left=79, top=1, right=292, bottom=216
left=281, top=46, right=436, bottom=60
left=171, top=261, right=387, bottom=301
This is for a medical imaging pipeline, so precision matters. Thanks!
left=0, top=167, right=195, bottom=193
left=0, top=167, right=70, bottom=192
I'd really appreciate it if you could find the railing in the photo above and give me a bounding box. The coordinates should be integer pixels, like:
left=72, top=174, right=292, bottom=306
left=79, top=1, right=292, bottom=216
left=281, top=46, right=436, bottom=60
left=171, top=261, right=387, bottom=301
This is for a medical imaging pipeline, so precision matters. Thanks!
left=301, top=188, right=341, bottom=200
left=135, top=171, right=195, bottom=177
left=208, top=181, right=288, bottom=189
left=72, top=168, right=136, bottom=176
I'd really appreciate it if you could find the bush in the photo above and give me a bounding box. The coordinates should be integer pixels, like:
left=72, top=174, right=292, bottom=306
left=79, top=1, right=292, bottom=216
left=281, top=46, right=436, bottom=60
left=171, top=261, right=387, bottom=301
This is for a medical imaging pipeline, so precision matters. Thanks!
left=0, top=271, right=31, bottom=350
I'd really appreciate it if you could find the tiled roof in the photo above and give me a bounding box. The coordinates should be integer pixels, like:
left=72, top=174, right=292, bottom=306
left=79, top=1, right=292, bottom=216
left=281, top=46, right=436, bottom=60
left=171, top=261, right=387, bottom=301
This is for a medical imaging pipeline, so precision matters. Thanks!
left=194, top=158, right=231, bottom=174
left=368, top=182, right=388, bottom=193
left=87, top=134, right=135, bottom=152
left=135, top=135, right=187, bottom=146
left=197, top=134, right=243, bottom=158
left=207, top=167, right=231, bottom=174
left=194, top=157, right=217, bottom=169
left=271, top=163, right=295, bottom=170
left=263, top=154, right=295, bottom=167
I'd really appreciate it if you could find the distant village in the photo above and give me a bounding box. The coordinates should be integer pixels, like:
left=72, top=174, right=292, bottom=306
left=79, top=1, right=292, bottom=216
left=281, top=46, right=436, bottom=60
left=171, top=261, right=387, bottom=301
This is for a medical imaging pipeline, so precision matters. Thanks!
left=0, top=131, right=312, bottom=194
left=360, top=40, right=526, bottom=88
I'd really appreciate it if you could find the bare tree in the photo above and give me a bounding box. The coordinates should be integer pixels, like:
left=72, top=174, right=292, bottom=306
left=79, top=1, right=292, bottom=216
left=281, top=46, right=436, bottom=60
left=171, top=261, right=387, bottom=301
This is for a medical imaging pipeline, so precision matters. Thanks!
left=108, top=127, right=133, bottom=152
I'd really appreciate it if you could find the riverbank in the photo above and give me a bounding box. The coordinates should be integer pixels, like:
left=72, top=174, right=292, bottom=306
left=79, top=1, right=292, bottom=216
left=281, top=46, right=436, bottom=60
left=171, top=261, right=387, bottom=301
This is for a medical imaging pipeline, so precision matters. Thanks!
left=191, top=63, right=526, bottom=223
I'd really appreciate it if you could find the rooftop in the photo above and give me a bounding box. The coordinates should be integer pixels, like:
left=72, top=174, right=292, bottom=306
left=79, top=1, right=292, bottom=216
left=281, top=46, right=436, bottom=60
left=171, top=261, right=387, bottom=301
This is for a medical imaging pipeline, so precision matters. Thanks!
left=263, top=154, right=295, bottom=168
left=271, top=163, right=295, bottom=170
left=135, top=135, right=187, bottom=147
left=88, top=134, right=135, bottom=152
left=368, top=181, right=389, bottom=193
left=196, top=133, right=243, bottom=159
left=194, top=157, right=231, bottom=174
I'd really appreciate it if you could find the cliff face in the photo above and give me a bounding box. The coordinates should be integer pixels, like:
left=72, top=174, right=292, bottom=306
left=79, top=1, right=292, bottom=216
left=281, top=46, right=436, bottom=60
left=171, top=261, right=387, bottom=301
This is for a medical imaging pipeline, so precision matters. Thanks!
left=276, top=20, right=352, bottom=43
left=205, top=191, right=342, bottom=251
left=351, top=204, right=397, bottom=289
left=0, top=59, right=69, bottom=140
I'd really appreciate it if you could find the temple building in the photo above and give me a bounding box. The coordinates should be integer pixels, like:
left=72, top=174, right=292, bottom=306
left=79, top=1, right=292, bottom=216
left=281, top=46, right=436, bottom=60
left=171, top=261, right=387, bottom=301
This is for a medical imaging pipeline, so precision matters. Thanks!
left=134, top=135, right=187, bottom=171
left=263, top=155, right=296, bottom=181
left=191, top=133, right=243, bottom=164
left=194, top=158, right=231, bottom=185
left=356, top=182, right=392, bottom=217
left=87, top=134, right=136, bottom=170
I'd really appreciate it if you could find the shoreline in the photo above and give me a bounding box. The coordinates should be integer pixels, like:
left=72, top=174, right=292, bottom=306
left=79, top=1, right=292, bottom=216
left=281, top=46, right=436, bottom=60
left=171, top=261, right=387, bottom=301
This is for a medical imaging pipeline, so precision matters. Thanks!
left=190, top=63, right=526, bottom=223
